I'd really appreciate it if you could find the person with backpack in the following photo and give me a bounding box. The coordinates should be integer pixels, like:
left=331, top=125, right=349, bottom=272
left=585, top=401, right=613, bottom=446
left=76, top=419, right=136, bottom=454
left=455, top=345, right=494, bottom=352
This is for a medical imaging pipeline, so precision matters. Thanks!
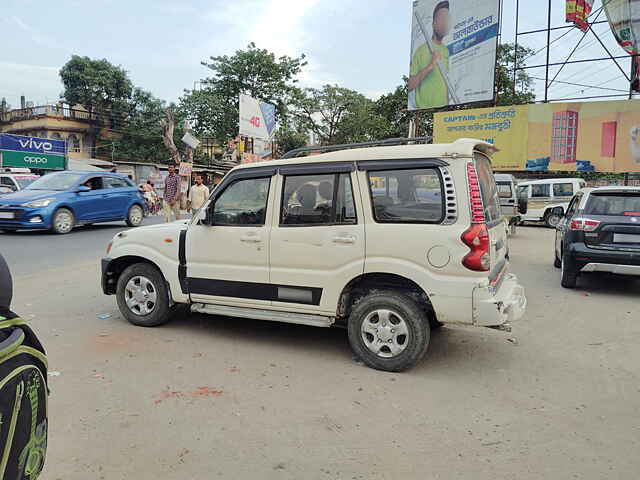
left=0, top=253, right=48, bottom=479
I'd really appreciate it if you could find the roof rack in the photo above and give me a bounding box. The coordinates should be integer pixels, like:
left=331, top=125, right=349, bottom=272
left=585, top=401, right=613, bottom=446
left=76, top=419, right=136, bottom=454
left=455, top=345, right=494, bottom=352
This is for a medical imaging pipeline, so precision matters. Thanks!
left=281, top=136, right=433, bottom=159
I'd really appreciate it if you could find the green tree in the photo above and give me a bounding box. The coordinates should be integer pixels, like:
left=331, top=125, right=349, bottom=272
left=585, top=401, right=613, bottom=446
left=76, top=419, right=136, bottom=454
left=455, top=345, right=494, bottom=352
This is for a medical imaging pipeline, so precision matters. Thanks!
left=96, top=89, right=186, bottom=164
left=495, top=43, right=536, bottom=106
left=59, top=55, right=133, bottom=115
left=183, top=43, right=306, bottom=140
left=0, top=98, right=10, bottom=114
left=275, top=125, right=308, bottom=156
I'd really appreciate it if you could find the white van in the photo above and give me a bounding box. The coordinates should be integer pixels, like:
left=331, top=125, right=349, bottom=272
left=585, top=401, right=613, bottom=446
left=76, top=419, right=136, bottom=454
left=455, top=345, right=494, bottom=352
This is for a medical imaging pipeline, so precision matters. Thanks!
left=494, top=173, right=520, bottom=236
left=517, top=178, right=586, bottom=228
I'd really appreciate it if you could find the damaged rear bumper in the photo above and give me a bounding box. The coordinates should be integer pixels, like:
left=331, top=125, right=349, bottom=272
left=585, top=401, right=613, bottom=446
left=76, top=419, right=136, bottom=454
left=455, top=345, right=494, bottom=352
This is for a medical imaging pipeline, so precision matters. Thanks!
left=473, top=273, right=527, bottom=328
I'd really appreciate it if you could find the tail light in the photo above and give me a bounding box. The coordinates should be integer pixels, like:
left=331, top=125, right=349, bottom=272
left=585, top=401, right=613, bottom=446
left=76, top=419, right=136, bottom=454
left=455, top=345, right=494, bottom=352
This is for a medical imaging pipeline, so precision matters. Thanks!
left=462, top=162, right=490, bottom=272
left=461, top=224, right=491, bottom=271
left=624, top=211, right=640, bottom=216
left=106, top=241, right=113, bottom=255
left=569, top=218, right=601, bottom=231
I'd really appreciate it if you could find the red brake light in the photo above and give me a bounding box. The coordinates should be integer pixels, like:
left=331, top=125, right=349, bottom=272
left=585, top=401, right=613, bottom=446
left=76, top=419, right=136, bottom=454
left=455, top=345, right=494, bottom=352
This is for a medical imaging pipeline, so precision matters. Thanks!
left=569, top=218, right=601, bottom=231
left=624, top=211, right=640, bottom=216
left=461, top=224, right=490, bottom=272
left=466, top=162, right=485, bottom=224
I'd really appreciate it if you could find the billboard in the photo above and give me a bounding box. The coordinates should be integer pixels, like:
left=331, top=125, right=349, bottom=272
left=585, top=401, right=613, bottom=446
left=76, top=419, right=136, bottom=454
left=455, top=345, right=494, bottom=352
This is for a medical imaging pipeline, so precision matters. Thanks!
left=239, top=94, right=277, bottom=139
left=603, top=0, right=640, bottom=91
left=408, top=0, right=500, bottom=110
left=0, top=133, right=67, bottom=170
left=433, top=99, right=640, bottom=173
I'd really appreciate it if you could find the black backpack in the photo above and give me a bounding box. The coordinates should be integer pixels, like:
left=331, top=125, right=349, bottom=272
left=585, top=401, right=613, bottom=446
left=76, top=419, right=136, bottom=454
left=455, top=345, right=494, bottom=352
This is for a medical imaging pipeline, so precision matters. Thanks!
left=0, top=251, right=48, bottom=480
left=0, top=313, right=48, bottom=480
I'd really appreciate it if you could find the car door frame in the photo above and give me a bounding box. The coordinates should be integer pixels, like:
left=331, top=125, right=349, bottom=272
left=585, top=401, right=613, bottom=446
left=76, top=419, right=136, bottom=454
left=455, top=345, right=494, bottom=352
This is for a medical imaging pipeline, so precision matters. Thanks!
left=556, top=192, right=582, bottom=258
left=184, top=165, right=277, bottom=308
left=74, top=175, right=110, bottom=222
left=102, top=175, right=133, bottom=219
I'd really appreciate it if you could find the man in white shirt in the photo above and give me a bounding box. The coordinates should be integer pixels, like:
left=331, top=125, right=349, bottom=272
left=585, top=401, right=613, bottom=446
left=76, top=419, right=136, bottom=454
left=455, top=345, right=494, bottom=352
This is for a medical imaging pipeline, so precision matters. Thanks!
left=188, top=175, right=210, bottom=213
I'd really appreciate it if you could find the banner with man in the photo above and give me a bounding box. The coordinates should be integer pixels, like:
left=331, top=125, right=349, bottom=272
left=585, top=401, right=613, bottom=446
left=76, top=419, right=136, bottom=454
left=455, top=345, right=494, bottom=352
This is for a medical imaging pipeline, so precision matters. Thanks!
left=408, top=0, right=500, bottom=110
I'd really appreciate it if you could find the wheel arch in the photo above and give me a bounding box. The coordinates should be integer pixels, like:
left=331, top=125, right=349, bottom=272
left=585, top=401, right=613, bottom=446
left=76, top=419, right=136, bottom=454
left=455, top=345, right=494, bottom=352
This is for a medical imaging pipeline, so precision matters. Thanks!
left=336, top=272, right=438, bottom=326
left=103, top=255, right=166, bottom=295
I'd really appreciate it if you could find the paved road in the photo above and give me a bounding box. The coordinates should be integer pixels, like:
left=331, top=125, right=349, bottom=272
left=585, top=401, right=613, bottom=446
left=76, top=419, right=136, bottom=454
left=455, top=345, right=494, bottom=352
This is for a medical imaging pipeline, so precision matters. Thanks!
left=0, top=216, right=165, bottom=276
left=5, top=225, right=640, bottom=479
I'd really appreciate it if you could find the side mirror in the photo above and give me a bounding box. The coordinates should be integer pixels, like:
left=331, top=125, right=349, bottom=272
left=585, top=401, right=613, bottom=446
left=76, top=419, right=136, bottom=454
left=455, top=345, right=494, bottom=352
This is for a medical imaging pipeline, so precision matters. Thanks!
left=76, top=186, right=91, bottom=193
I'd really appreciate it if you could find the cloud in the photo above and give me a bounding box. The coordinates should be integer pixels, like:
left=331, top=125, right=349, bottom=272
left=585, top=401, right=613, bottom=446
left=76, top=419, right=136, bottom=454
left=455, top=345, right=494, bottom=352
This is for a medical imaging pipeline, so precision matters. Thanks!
left=0, top=62, right=62, bottom=105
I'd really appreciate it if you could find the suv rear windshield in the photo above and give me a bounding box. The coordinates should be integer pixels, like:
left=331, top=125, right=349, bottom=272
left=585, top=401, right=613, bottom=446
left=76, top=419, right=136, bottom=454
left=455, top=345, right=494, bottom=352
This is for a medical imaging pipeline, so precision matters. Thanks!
left=585, top=193, right=640, bottom=216
left=368, top=168, right=443, bottom=223
left=496, top=182, right=513, bottom=198
left=474, top=153, right=502, bottom=223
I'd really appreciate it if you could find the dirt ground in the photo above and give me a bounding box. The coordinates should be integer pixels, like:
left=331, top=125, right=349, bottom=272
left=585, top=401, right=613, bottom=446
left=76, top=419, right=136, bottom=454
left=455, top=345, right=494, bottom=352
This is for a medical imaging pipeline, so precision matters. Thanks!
left=10, top=226, right=640, bottom=479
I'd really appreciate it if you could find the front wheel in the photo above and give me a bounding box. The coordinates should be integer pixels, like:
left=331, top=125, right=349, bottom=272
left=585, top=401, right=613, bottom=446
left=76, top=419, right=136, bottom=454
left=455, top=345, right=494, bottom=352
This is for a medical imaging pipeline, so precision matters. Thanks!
left=126, top=204, right=144, bottom=227
left=116, top=263, right=173, bottom=327
left=347, top=291, right=430, bottom=372
left=51, top=208, right=74, bottom=234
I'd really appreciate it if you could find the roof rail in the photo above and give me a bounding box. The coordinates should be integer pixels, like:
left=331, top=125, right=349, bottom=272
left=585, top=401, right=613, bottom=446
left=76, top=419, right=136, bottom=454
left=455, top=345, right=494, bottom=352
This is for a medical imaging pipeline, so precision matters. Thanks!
left=281, top=136, right=433, bottom=159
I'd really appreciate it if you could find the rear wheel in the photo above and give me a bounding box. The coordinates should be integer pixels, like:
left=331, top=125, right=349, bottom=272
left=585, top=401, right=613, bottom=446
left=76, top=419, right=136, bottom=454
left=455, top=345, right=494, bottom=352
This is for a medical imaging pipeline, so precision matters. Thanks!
left=348, top=290, right=430, bottom=372
left=561, top=252, right=578, bottom=288
left=116, top=263, right=173, bottom=327
left=545, top=210, right=562, bottom=229
left=51, top=208, right=74, bottom=234
left=126, top=204, right=144, bottom=227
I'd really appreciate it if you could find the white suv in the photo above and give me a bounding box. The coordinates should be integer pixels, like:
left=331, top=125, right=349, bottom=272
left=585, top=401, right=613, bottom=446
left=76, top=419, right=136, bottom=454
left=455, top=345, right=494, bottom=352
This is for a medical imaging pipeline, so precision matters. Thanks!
left=101, top=138, right=526, bottom=371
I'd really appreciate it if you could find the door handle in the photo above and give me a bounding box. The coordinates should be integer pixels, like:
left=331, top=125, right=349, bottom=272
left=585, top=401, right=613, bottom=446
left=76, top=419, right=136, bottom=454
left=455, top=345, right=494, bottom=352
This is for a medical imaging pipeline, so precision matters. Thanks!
left=240, top=234, right=261, bottom=243
left=332, top=235, right=356, bottom=245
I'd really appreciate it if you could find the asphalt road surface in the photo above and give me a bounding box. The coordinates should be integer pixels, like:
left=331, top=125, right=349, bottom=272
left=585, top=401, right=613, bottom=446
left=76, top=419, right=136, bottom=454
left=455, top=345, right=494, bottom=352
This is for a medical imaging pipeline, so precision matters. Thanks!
left=0, top=216, right=165, bottom=276
left=4, top=225, right=640, bottom=479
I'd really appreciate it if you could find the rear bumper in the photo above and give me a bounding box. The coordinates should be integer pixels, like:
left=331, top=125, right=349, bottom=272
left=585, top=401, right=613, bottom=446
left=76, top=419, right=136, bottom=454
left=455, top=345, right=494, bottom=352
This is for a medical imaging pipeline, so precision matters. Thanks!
left=581, top=263, right=640, bottom=276
left=473, top=273, right=527, bottom=327
left=568, top=243, right=640, bottom=271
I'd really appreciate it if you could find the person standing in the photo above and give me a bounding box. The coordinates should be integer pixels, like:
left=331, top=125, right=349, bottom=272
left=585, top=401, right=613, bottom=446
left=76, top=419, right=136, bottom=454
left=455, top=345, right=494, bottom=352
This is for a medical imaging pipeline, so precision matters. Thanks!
left=188, top=175, right=210, bottom=213
left=163, top=164, right=181, bottom=222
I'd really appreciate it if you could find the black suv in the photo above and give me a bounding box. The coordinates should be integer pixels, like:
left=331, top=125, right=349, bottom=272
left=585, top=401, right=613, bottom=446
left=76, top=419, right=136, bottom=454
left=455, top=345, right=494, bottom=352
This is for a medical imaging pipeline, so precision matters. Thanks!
left=554, top=187, right=640, bottom=288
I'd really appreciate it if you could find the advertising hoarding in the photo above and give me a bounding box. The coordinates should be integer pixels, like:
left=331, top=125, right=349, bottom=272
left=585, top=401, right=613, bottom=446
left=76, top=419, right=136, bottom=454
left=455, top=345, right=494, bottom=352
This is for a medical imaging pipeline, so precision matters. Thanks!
left=0, top=133, right=67, bottom=170
left=408, top=0, right=500, bottom=110
left=239, top=94, right=277, bottom=139
left=433, top=99, right=640, bottom=173
left=603, top=0, right=640, bottom=91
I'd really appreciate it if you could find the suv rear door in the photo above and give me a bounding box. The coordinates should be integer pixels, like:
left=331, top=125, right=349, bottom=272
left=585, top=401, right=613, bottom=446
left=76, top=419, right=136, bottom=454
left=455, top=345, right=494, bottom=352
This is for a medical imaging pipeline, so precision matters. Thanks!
left=269, top=165, right=364, bottom=313
left=474, top=153, right=508, bottom=273
left=582, top=190, right=640, bottom=251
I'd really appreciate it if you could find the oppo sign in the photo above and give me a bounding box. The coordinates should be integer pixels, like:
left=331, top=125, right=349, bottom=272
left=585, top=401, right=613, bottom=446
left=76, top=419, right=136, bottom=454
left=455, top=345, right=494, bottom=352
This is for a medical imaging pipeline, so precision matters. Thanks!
left=23, top=156, right=50, bottom=164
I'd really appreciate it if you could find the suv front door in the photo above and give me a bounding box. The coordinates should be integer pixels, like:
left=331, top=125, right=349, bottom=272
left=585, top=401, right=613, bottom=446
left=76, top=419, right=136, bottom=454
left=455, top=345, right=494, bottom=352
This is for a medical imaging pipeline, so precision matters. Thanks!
left=74, top=176, right=109, bottom=221
left=269, top=167, right=365, bottom=313
left=186, top=173, right=274, bottom=307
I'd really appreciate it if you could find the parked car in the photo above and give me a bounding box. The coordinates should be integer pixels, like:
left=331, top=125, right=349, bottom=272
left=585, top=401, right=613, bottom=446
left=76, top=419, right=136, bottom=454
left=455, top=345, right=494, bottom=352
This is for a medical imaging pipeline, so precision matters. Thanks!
left=0, top=186, right=13, bottom=196
left=517, top=178, right=586, bottom=228
left=0, top=173, right=40, bottom=193
left=554, top=186, right=640, bottom=288
left=101, top=138, right=527, bottom=372
left=0, top=171, right=146, bottom=234
left=495, top=173, right=521, bottom=236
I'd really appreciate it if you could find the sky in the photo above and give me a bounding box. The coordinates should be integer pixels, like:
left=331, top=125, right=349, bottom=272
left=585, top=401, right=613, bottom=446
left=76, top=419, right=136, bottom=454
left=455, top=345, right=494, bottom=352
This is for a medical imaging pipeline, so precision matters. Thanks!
left=0, top=0, right=632, bottom=108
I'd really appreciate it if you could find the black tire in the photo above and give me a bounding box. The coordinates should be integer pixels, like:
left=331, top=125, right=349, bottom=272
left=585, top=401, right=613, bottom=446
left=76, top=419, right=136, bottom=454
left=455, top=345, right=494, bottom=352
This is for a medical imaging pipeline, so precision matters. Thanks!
left=347, top=290, right=430, bottom=372
left=51, top=208, right=75, bottom=234
left=545, top=210, right=562, bottom=229
left=126, top=204, right=144, bottom=227
left=554, top=253, right=562, bottom=269
left=116, top=263, right=174, bottom=327
left=561, top=252, right=578, bottom=288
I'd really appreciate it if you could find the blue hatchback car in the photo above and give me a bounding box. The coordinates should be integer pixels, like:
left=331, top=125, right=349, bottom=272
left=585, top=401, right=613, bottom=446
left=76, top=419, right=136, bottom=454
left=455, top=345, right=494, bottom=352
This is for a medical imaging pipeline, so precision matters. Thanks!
left=0, top=171, right=146, bottom=234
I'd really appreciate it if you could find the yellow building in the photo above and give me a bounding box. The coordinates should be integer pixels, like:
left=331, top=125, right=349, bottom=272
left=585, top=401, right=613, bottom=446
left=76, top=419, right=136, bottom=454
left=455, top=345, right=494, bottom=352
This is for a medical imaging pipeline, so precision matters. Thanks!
left=0, top=103, right=119, bottom=162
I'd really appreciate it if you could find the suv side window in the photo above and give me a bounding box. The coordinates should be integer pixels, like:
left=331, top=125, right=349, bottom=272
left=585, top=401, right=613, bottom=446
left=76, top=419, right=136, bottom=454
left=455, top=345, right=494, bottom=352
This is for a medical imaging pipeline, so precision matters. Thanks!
left=368, top=168, right=444, bottom=223
left=83, top=177, right=105, bottom=190
left=0, top=177, right=17, bottom=190
left=212, top=177, right=270, bottom=226
left=281, top=173, right=356, bottom=226
left=553, top=183, right=574, bottom=197
left=531, top=184, right=550, bottom=198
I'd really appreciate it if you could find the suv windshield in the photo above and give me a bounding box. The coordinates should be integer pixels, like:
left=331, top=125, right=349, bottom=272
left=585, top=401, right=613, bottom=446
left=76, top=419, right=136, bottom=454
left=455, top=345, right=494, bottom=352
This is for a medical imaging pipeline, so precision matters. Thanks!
left=585, top=193, right=640, bottom=216
left=26, top=173, right=84, bottom=191
left=474, top=153, right=502, bottom=223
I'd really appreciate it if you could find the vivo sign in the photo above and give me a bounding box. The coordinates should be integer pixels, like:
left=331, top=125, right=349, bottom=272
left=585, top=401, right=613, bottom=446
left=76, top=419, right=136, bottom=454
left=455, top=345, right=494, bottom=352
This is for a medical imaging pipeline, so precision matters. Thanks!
left=0, top=133, right=66, bottom=156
